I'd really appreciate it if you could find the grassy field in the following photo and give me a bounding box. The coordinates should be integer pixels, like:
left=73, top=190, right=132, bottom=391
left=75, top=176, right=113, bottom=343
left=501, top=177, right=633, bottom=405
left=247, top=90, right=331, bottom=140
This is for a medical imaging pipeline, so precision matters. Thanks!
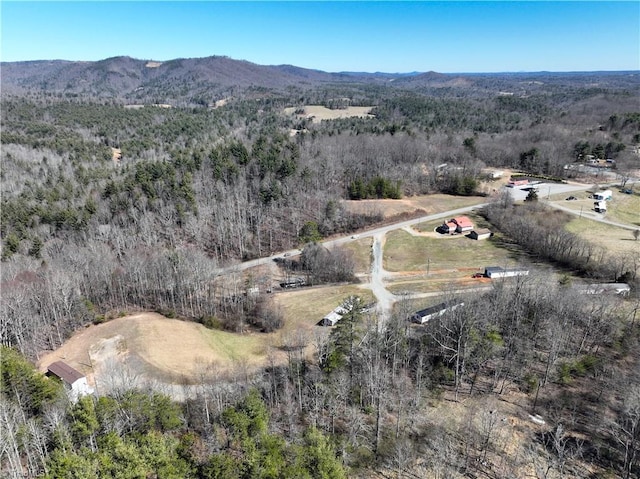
left=383, top=229, right=519, bottom=273
left=38, top=283, right=376, bottom=388
left=284, top=105, right=374, bottom=123
left=565, top=217, right=640, bottom=255
left=342, top=194, right=486, bottom=219
left=274, top=283, right=375, bottom=327
left=341, top=237, right=373, bottom=274
left=549, top=190, right=640, bottom=226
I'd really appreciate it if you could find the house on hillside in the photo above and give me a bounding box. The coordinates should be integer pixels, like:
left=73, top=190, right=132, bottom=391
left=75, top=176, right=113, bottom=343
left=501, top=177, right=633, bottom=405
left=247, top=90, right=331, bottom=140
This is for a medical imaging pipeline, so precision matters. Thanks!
left=469, top=228, right=492, bottom=240
left=409, top=301, right=465, bottom=324
left=451, top=216, right=474, bottom=233
left=46, top=361, right=94, bottom=402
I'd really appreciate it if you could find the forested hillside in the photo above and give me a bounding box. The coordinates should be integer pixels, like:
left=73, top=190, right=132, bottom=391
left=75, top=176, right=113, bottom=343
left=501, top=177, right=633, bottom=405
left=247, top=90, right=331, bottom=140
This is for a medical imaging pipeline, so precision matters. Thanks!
left=1, top=57, right=639, bottom=478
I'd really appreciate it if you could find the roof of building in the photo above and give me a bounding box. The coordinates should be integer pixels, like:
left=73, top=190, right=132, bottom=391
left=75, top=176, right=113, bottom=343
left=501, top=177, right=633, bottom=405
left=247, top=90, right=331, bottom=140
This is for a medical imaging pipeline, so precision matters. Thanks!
left=47, top=361, right=84, bottom=384
left=452, top=216, right=474, bottom=228
left=473, top=228, right=492, bottom=235
left=579, top=283, right=631, bottom=294
left=412, top=301, right=465, bottom=319
left=484, top=266, right=505, bottom=274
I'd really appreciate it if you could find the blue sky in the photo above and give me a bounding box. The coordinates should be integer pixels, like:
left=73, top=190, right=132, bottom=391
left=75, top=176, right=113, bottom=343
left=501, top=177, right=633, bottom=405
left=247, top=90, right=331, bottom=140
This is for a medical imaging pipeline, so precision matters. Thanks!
left=1, top=1, right=638, bottom=73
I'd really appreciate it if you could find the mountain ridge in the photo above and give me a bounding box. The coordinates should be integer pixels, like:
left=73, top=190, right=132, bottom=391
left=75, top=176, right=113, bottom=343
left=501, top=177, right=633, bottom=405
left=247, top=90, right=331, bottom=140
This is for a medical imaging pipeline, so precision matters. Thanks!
left=2, top=55, right=637, bottom=102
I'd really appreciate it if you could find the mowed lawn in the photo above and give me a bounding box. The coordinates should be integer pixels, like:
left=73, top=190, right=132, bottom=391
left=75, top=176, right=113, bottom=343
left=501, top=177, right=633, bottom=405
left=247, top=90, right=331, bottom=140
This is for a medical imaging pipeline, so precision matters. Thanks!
left=565, top=217, right=640, bottom=255
left=383, top=229, right=517, bottom=273
left=596, top=192, right=640, bottom=226
left=274, top=284, right=375, bottom=327
left=341, top=237, right=373, bottom=274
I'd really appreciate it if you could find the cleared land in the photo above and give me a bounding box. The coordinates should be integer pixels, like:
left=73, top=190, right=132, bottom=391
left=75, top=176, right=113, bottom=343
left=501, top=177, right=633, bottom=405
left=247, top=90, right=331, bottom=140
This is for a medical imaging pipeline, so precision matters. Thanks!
left=274, top=284, right=376, bottom=326
left=565, top=217, right=640, bottom=255
left=37, top=313, right=272, bottom=385
left=39, top=182, right=637, bottom=396
left=341, top=236, right=374, bottom=274
left=284, top=105, right=374, bottom=123
left=342, top=194, right=486, bottom=219
left=38, top=284, right=376, bottom=391
left=383, top=229, right=518, bottom=274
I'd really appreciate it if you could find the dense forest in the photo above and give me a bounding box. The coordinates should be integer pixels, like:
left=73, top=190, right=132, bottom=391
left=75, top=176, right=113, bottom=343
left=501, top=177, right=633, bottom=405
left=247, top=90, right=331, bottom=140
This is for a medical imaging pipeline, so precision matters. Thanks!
left=1, top=57, right=639, bottom=478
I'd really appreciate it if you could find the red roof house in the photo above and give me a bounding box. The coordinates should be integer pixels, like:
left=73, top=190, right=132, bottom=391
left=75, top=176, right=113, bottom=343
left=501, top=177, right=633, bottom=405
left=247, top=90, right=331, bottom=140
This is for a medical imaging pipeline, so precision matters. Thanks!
left=451, top=216, right=474, bottom=233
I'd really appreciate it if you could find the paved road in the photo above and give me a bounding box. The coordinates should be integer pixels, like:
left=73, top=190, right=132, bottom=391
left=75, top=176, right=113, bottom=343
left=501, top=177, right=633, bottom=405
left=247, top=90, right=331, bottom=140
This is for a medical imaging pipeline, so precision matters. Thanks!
left=505, top=182, right=593, bottom=202
left=544, top=200, right=639, bottom=231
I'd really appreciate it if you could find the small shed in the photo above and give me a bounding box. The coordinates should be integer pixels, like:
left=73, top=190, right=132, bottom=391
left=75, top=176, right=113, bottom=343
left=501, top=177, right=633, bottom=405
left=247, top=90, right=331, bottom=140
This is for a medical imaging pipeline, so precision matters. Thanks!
left=409, top=301, right=465, bottom=324
left=46, top=361, right=94, bottom=402
left=470, top=228, right=492, bottom=240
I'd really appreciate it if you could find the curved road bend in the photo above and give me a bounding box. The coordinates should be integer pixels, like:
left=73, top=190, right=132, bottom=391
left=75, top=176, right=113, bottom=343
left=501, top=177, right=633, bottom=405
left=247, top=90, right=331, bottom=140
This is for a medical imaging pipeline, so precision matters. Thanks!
left=218, top=204, right=489, bottom=275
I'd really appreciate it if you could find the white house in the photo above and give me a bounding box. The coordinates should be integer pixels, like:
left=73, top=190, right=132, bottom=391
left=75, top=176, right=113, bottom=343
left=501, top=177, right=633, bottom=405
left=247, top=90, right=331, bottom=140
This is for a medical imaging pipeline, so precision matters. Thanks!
left=579, top=283, right=631, bottom=296
left=410, top=301, right=465, bottom=324
left=484, top=266, right=529, bottom=279
left=593, top=190, right=612, bottom=201
left=47, top=361, right=94, bottom=402
left=321, top=306, right=348, bottom=326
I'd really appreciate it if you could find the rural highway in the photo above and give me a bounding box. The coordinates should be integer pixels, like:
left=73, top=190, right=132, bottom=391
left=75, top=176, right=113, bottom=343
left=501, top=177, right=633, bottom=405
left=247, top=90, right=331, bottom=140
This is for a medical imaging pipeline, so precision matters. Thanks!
left=218, top=203, right=490, bottom=274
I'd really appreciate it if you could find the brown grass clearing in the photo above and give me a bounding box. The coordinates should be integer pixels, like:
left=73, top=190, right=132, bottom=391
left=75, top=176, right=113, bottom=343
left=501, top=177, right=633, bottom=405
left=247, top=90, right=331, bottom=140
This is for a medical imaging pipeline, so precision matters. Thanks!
left=38, top=312, right=289, bottom=387
left=566, top=217, right=640, bottom=255
left=274, top=284, right=376, bottom=327
left=111, top=147, right=122, bottom=164
left=341, top=193, right=486, bottom=219
left=383, top=229, right=517, bottom=273
left=284, top=105, right=374, bottom=123
left=340, top=236, right=374, bottom=274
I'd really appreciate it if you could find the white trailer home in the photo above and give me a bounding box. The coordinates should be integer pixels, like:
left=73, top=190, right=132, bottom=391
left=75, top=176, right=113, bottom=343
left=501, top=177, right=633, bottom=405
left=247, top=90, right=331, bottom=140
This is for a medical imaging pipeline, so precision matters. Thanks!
left=484, top=266, right=529, bottom=279
left=410, top=301, right=465, bottom=324
left=593, top=190, right=612, bottom=201
left=594, top=200, right=607, bottom=213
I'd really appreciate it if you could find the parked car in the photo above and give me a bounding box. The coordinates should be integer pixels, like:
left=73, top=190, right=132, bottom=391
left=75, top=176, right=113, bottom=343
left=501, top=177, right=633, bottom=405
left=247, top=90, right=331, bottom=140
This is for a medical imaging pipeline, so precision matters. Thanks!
left=472, top=272, right=484, bottom=278
left=565, top=196, right=577, bottom=201
left=622, top=189, right=633, bottom=194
